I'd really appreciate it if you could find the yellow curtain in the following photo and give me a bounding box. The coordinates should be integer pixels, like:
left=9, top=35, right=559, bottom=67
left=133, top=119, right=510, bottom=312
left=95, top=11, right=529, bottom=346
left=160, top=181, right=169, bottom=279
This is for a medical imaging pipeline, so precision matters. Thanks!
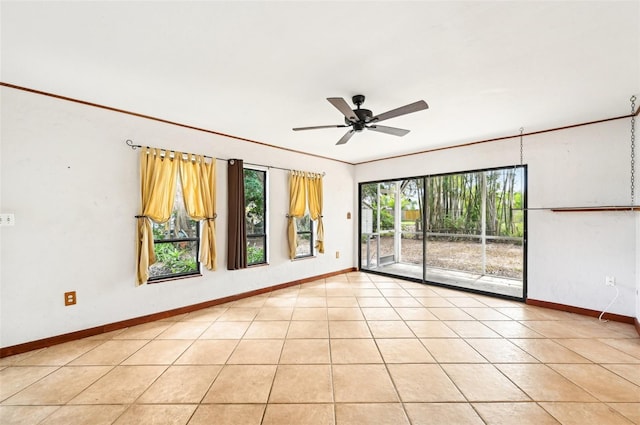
left=287, top=171, right=307, bottom=259
left=179, top=154, right=217, bottom=271
left=136, top=148, right=179, bottom=285
left=306, top=172, right=325, bottom=253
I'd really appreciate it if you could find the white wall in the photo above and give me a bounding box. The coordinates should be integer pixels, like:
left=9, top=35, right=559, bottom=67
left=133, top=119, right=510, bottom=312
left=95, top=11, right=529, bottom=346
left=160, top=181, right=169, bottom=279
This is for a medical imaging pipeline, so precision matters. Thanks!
left=356, top=119, right=637, bottom=318
left=0, top=87, right=356, bottom=348
left=2, top=86, right=637, bottom=349
left=636, top=213, right=640, bottom=323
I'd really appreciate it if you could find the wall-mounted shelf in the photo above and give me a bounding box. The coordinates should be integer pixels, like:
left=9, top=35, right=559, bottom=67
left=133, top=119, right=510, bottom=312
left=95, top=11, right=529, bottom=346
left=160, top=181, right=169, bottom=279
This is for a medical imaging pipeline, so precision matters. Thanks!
left=549, top=206, right=640, bottom=212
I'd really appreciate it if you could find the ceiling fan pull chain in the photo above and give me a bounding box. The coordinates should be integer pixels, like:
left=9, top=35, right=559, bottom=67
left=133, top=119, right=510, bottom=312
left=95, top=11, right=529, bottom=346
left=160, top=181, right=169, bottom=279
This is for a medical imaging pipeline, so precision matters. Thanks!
left=631, top=95, right=636, bottom=205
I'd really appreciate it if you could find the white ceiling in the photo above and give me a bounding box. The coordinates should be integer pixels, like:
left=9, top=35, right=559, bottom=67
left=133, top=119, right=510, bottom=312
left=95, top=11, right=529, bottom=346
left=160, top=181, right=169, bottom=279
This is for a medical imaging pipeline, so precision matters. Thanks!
left=2, top=1, right=639, bottom=164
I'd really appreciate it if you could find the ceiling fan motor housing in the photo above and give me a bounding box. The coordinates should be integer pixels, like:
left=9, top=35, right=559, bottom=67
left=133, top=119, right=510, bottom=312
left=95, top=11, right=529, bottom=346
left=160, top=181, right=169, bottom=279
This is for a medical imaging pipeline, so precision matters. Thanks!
left=346, top=108, right=373, bottom=130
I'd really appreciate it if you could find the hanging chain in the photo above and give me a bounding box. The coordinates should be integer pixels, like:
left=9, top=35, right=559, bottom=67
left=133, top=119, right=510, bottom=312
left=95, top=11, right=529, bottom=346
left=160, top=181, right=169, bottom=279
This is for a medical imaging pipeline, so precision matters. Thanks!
left=519, top=127, right=524, bottom=165
left=631, top=95, right=636, bottom=205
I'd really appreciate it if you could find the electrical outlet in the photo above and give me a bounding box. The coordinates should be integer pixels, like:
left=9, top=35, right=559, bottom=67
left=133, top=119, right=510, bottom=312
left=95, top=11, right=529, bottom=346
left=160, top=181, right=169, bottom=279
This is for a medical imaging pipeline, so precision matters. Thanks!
left=336, top=251, right=340, bottom=259
left=605, top=276, right=616, bottom=286
left=0, top=213, right=15, bottom=226
left=64, top=291, right=77, bottom=306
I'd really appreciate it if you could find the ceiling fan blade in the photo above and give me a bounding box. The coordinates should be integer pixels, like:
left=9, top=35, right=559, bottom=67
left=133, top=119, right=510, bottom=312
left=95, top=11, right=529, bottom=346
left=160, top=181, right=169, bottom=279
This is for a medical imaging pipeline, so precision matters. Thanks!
left=371, top=100, right=429, bottom=123
left=293, top=124, right=348, bottom=131
left=367, top=125, right=410, bottom=137
left=327, top=97, right=358, bottom=122
left=336, top=129, right=356, bottom=145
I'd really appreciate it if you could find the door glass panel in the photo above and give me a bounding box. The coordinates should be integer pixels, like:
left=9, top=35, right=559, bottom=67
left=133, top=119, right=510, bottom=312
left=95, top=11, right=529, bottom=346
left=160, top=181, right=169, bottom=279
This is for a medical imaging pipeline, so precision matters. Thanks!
left=394, top=178, right=424, bottom=279
left=482, top=167, right=525, bottom=296
left=425, top=172, right=486, bottom=289
left=360, top=179, right=425, bottom=280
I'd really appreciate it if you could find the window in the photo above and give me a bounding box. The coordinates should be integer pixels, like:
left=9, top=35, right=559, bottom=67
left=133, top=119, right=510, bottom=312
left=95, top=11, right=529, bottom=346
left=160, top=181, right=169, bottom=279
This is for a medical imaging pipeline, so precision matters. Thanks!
left=295, top=214, right=314, bottom=258
left=244, top=168, right=267, bottom=265
left=150, top=174, right=200, bottom=281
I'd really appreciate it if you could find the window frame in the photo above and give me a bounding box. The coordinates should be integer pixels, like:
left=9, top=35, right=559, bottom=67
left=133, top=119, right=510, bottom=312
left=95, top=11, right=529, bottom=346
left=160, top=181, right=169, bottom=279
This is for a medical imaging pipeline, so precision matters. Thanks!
left=149, top=228, right=201, bottom=282
left=294, top=213, right=315, bottom=259
left=244, top=166, right=268, bottom=266
left=357, top=164, right=527, bottom=301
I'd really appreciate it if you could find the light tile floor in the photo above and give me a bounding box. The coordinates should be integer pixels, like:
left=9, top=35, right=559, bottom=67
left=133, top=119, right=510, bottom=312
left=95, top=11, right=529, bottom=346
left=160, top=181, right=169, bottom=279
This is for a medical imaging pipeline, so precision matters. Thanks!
left=1, top=272, right=639, bottom=424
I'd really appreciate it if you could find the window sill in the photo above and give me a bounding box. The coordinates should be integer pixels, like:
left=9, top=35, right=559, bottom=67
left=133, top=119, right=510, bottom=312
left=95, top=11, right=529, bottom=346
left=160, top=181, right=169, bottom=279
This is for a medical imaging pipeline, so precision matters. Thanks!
left=549, top=206, right=640, bottom=212
left=292, top=255, right=316, bottom=261
left=148, top=273, right=202, bottom=284
left=247, top=262, right=269, bottom=269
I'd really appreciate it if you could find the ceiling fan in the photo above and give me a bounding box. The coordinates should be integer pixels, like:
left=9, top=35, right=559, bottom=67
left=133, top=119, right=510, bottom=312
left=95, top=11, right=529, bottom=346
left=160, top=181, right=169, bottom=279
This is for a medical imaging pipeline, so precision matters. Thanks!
left=293, top=94, right=429, bottom=145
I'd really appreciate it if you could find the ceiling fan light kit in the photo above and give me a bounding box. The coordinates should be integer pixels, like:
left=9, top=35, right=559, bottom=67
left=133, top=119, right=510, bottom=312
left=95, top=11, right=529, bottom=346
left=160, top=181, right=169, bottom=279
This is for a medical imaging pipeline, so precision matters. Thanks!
left=293, top=94, right=429, bottom=145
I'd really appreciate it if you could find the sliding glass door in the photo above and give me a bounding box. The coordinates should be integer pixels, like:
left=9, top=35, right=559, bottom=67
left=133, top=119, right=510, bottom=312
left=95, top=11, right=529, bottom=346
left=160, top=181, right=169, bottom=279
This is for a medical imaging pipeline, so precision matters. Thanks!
left=359, top=165, right=526, bottom=299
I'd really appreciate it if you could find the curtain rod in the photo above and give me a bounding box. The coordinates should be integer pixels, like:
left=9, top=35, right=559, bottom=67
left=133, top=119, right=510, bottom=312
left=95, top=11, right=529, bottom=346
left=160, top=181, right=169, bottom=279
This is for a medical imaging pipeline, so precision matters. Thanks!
left=126, top=139, right=325, bottom=176
left=126, top=139, right=213, bottom=159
